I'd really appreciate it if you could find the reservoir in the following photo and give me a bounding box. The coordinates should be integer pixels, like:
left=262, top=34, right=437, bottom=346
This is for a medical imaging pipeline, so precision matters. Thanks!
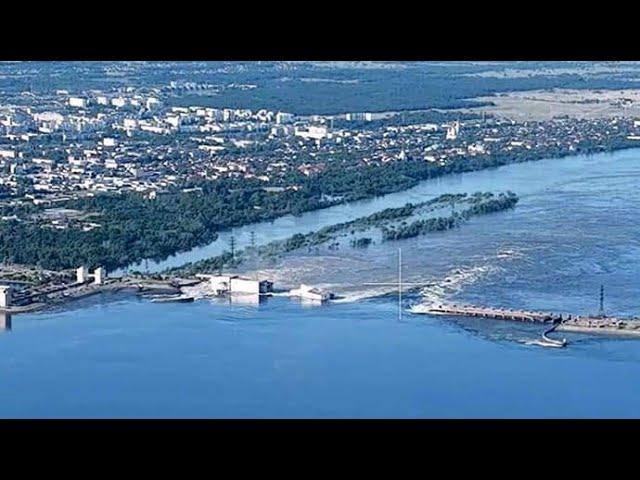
left=3, top=147, right=640, bottom=418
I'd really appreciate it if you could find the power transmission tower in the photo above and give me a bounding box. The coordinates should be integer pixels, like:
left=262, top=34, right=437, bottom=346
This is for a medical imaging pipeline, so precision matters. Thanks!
left=398, top=247, right=402, bottom=318
left=598, top=284, right=605, bottom=317
left=229, top=235, right=236, bottom=259
left=250, top=231, right=257, bottom=280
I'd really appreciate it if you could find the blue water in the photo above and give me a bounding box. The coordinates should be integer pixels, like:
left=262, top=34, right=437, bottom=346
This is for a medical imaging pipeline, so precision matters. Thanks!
left=3, top=148, right=640, bottom=418
left=2, top=295, right=640, bottom=418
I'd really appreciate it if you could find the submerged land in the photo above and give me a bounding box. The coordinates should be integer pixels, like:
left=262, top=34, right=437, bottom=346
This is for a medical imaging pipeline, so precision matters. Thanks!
left=167, top=191, right=519, bottom=277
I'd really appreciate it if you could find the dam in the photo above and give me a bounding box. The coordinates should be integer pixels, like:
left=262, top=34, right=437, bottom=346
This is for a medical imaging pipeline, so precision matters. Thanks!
left=409, top=302, right=640, bottom=338
left=410, top=303, right=562, bottom=323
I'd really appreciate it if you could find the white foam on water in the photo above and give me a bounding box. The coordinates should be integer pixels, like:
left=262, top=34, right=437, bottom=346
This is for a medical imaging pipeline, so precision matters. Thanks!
left=331, top=285, right=399, bottom=303
left=523, top=340, right=566, bottom=349
left=192, top=245, right=532, bottom=306
left=414, top=246, right=528, bottom=308
left=417, top=263, right=501, bottom=306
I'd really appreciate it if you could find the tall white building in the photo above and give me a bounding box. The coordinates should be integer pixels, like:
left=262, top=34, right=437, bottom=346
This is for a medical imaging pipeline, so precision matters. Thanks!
left=111, top=97, right=127, bottom=108
left=346, top=112, right=373, bottom=122
left=275, top=112, right=295, bottom=124
left=295, top=125, right=329, bottom=140
left=446, top=121, right=460, bottom=140
left=68, top=97, right=88, bottom=108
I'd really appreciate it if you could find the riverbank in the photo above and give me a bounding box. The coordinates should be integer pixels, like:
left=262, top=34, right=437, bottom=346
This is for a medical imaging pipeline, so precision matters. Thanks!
left=0, top=277, right=183, bottom=315
left=115, top=145, right=640, bottom=275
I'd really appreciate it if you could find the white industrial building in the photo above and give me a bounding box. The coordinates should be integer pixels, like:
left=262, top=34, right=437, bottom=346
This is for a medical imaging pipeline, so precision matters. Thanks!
left=201, top=275, right=273, bottom=296
left=111, top=97, right=127, bottom=108
left=231, top=277, right=273, bottom=295
left=345, top=112, right=373, bottom=122
left=76, top=266, right=104, bottom=285
left=294, top=125, right=330, bottom=141
left=123, top=118, right=138, bottom=129
left=68, top=97, right=88, bottom=108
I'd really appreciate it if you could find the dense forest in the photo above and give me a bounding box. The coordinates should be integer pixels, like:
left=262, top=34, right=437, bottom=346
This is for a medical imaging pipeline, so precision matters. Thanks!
left=0, top=178, right=328, bottom=272
left=164, top=63, right=640, bottom=115
left=6, top=61, right=640, bottom=114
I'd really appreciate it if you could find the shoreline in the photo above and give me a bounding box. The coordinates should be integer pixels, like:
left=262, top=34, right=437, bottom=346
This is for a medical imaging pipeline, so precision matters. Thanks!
left=116, top=144, right=640, bottom=276
left=1, top=279, right=182, bottom=316
left=6, top=275, right=640, bottom=343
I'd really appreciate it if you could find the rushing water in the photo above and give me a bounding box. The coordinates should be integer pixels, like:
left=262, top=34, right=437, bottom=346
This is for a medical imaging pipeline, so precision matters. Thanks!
left=3, top=148, right=640, bottom=418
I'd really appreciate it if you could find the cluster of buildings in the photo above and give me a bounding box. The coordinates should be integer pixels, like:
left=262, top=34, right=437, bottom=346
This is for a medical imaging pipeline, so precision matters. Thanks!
left=1, top=82, right=640, bottom=232
left=0, top=87, right=312, bottom=210
left=0, top=264, right=105, bottom=310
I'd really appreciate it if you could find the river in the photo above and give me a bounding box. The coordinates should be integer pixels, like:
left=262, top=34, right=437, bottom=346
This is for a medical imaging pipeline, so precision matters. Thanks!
left=115, top=147, right=635, bottom=275
left=3, top=147, right=640, bottom=418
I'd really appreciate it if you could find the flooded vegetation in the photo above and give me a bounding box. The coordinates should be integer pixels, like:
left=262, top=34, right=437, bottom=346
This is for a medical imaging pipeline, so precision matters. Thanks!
left=168, top=191, right=518, bottom=277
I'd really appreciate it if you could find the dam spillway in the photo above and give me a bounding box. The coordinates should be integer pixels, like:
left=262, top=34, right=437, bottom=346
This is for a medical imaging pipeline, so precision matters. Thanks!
left=410, top=302, right=640, bottom=337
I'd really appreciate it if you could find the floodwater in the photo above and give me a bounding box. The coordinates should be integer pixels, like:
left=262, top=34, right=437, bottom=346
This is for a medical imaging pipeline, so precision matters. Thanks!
left=2, top=148, right=640, bottom=418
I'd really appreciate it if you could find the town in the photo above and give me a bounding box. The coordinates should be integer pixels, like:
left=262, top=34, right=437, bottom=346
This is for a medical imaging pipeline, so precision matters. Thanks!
left=1, top=83, right=640, bottom=216
left=3, top=76, right=640, bottom=277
